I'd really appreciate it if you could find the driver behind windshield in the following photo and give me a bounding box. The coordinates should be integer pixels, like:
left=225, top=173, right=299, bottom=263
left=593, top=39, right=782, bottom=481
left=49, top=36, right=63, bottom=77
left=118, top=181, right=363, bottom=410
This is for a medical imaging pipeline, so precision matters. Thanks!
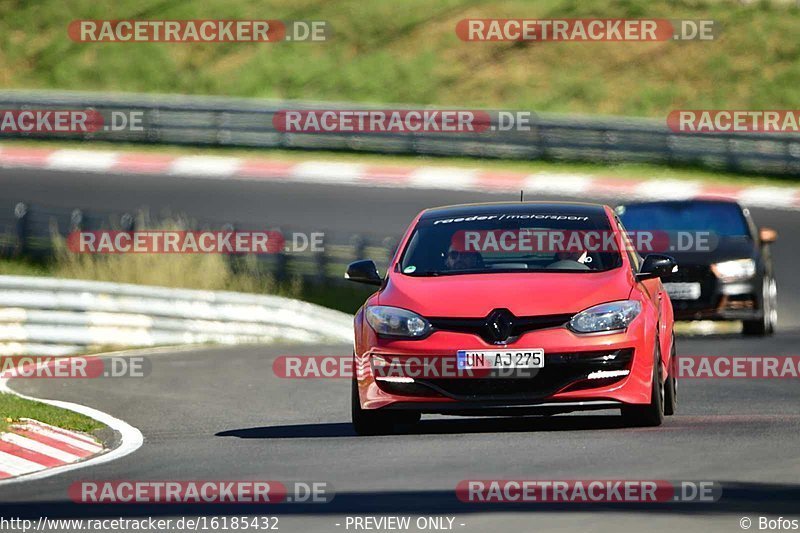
left=444, top=245, right=484, bottom=271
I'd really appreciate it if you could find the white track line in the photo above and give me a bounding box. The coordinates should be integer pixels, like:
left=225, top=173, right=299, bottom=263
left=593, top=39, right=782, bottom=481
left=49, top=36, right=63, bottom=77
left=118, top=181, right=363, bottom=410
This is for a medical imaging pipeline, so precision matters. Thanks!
left=407, top=167, right=478, bottom=190
left=524, top=173, right=593, bottom=194
left=169, top=156, right=241, bottom=177
left=291, top=161, right=365, bottom=183
left=47, top=150, right=119, bottom=172
left=635, top=179, right=703, bottom=200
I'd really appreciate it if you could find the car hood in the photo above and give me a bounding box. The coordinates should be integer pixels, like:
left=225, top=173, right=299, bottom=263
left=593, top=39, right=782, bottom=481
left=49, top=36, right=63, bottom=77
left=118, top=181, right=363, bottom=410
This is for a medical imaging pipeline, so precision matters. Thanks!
left=378, top=269, right=632, bottom=317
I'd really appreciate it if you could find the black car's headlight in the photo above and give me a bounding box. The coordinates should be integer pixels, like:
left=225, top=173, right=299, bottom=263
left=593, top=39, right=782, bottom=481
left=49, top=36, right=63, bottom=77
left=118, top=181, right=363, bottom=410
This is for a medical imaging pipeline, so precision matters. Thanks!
left=569, top=300, right=642, bottom=334
left=365, top=306, right=431, bottom=338
left=711, top=259, right=755, bottom=282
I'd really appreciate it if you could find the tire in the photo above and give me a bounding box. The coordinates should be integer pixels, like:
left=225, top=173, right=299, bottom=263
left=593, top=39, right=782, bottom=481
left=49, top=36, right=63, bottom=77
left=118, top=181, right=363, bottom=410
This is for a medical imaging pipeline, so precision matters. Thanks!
left=663, top=338, right=677, bottom=416
left=743, top=277, right=777, bottom=336
left=351, top=376, right=420, bottom=436
left=621, top=341, right=665, bottom=427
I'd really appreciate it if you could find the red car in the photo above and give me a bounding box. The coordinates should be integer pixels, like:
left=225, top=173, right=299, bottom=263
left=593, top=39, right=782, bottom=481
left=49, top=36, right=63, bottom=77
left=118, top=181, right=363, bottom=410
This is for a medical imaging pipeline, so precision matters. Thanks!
left=346, top=202, right=677, bottom=435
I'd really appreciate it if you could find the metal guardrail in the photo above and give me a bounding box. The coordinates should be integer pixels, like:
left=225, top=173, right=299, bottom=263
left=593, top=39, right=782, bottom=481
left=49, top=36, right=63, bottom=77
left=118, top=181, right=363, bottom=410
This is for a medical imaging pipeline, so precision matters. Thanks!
left=0, top=275, right=353, bottom=356
left=1, top=90, right=799, bottom=176
left=0, top=201, right=399, bottom=284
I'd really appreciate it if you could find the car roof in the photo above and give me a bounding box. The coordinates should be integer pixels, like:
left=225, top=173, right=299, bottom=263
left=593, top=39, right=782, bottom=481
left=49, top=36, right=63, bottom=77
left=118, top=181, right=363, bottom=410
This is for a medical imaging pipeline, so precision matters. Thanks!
left=617, top=198, right=742, bottom=208
left=420, top=201, right=609, bottom=220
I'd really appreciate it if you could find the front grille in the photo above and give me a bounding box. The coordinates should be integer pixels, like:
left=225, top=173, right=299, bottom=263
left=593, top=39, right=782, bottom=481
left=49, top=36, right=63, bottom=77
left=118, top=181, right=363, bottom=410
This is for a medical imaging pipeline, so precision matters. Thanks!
left=428, top=312, right=572, bottom=344
left=723, top=295, right=755, bottom=310
left=376, top=348, right=634, bottom=400
left=663, top=264, right=713, bottom=283
left=663, top=264, right=719, bottom=316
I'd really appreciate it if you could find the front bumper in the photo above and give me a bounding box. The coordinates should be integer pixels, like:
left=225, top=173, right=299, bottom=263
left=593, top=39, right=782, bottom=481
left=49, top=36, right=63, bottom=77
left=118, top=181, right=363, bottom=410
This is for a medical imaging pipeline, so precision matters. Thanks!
left=355, top=317, right=656, bottom=411
left=666, top=269, right=762, bottom=321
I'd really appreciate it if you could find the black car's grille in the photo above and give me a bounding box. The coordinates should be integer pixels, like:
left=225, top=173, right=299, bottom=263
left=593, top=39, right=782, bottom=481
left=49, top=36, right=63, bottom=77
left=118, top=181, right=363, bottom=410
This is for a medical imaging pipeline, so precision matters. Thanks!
left=663, top=264, right=713, bottom=283
left=662, top=264, right=720, bottom=315
left=428, top=312, right=572, bottom=344
left=376, top=348, right=634, bottom=401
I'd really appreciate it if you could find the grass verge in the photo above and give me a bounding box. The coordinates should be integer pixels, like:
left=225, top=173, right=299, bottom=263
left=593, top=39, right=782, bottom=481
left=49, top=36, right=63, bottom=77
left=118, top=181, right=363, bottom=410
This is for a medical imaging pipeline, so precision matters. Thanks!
left=1, top=1, right=799, bottom=118
left=0, top=255, right=370, bottom=314
left=0, top=392, right=106, bottom=434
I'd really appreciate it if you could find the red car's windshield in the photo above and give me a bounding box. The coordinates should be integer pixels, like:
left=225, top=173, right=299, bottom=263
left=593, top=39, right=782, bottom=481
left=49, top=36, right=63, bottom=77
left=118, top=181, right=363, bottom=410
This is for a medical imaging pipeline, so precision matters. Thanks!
left=399, top=210, right=623, bottom=276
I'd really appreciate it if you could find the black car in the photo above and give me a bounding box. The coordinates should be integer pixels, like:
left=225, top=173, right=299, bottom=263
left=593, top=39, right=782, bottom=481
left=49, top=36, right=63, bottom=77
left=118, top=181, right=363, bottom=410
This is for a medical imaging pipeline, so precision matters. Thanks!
left=616, top=199, right=777, bottom=335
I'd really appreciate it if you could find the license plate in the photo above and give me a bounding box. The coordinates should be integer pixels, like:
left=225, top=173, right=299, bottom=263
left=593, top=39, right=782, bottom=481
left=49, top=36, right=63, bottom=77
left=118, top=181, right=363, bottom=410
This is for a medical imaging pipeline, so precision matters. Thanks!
left=457, top=349, right=544, bottom=369
left=663, top=282, right=701, bottom=300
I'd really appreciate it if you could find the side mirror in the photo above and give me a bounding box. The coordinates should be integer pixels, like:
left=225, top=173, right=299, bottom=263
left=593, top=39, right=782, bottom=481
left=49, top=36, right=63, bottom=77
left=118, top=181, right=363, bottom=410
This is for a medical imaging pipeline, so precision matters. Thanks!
left=345, top=260, right=382, bottom=286
left=759, top=227, right=778, bottom=244
left=636, top=254, right=677, bottom=281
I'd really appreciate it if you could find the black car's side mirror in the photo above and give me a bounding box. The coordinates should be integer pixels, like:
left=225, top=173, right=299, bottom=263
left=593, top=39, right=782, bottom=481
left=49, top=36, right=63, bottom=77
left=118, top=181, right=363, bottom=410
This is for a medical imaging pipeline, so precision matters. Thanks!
left=759, top=227, right=778, bottom=244
left=345, top=260, right=383, bottom=286
left=636, top=254, right=677, bottom=281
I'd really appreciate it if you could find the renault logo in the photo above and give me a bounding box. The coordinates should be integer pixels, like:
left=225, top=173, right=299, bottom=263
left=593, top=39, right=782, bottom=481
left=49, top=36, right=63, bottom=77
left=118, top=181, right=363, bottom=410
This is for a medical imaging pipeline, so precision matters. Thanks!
left=484, top=309, right=514, bottom=343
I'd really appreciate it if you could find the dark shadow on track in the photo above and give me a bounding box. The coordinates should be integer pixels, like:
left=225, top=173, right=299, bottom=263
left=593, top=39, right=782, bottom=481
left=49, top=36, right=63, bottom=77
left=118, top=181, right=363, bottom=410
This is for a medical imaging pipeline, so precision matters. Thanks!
left=2, top=482, right=799, bottom=518
left=215, top=414, right=641, bottom=439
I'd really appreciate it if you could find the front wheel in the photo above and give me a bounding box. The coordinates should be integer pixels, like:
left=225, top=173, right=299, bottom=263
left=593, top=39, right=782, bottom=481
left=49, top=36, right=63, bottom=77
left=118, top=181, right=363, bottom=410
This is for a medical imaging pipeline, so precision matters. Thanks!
left=743, top=277, right=777, bottom=336
left=621, top=342, right=665, bottom=427
left=351, top=376, right=420, bottom=435
left=663, top=338, right=677, bottom=416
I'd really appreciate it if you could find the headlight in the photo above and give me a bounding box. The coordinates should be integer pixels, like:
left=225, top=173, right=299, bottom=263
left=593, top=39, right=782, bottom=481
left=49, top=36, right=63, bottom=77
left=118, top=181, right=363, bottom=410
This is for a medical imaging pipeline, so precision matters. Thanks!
left=365, top=306, right=431, bottom=338
left=711, top=259, right=755, bottom=282
left=569, top=300, right=642, bottom=334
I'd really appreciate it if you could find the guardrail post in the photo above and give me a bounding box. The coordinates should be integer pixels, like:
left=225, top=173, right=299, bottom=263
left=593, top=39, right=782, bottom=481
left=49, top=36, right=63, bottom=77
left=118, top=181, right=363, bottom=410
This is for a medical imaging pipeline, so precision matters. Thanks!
left=726, top=138, right=736, bottom=172
left=351, top=235, right=366, bottom=260
left=13, top=202, right=28, bottom=258
left=274, top=248, right=289, bottom=284
left=603, top=129, right=622, bottom=164
left=314, top=234, right=328, bottom=284
left=144, top=109, right=160, bottom=143
left=120, top=213, right=135, bottom=232
left=70, top=209, right=83, bottom=232
left=221, top=223, right=241, bottom=274
left=383, top=237, right=398, bottom=266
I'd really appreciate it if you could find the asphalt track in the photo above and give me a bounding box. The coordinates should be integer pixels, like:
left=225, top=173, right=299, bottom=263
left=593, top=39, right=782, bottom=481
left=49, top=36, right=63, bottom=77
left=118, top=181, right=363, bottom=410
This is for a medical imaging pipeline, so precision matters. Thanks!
left=1, top=167, right=799, bottom=532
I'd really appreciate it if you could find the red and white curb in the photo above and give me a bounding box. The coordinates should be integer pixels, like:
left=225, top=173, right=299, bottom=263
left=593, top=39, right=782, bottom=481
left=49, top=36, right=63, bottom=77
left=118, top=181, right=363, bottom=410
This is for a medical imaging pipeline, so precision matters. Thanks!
left=0, top=352, right=144, bottom=485
left=1, top=146, right=799, bottom=211
left=0, top=419, right=104, bottom=479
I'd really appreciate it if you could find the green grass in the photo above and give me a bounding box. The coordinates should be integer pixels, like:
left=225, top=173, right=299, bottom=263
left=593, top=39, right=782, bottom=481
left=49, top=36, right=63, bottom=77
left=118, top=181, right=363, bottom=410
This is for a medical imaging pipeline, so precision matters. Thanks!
left=0, top=392, right=105, bottom=434
left=0, top=255, right=371, bottom=313
left=0, top=219, right=306, bottom=299
left=1, top=0, right=799, bottom=118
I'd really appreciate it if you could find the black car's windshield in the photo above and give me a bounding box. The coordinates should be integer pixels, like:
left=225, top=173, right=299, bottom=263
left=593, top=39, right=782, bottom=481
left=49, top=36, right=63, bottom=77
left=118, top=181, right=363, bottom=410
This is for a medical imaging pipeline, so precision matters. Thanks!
left=400, top=210, right=623, bottom=276
left=618, top=202, right=751, bottom=238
